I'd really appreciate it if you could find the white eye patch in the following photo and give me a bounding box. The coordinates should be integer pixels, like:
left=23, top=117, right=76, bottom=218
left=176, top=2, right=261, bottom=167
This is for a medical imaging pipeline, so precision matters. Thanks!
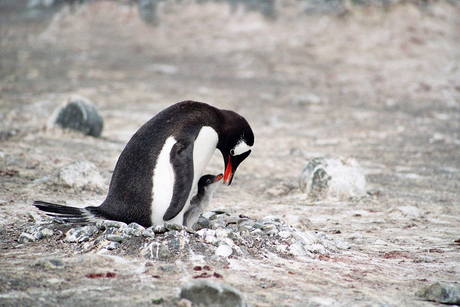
left=231, top=140, right=252, bottom=156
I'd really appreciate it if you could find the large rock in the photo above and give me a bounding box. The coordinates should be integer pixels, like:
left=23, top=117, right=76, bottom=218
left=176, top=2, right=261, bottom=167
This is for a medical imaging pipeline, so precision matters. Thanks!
left=48, top=95, right=103, bottom=137
left=300, top=156, right=366, bottom=201
left=416, top=282, right=460, bottom=305
left=180, top=280, right=247, bottom=307
left=59, top=160, right=105, bottom=190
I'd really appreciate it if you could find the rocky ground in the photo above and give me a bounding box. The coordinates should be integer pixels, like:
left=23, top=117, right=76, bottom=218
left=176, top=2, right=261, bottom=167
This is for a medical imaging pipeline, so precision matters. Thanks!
left=1, top=0, right=460, bottom=306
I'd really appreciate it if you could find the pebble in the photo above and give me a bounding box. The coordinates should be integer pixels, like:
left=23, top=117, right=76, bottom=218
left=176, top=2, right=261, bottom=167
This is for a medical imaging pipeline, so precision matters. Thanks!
left=18, top=232, right=36, bottom=243
left=32, top=257, right=65, bottom=270
left=65, top=225, right=98, bottom=243
left=25, top=225, right=54, bottom=240
left=416, top=282, right=460, bottom=304
left=142, top=227, right=156, bottom=238
left=96, top=220, right=128, bottom=230
left=34, top=211, right=348, bottom=263
left=106, top=241, right=120, bottom=250
left=215, top=245, right=233, bottom=258
left=106, top=234, right=125, bottom=242
left=180, top=280, right=247, bottom=307
left=165, top=222, right=184, bottom=231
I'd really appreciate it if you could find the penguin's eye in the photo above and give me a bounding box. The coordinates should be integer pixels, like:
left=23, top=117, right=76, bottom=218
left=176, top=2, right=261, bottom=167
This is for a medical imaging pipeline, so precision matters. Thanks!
left=230, top=149, right=235, bottom=156
left=207, top=179, right=212, bottom=184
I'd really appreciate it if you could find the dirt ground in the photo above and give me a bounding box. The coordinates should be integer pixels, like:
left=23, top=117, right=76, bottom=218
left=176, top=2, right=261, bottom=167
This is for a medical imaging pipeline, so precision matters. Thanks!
left=1, top=1, right=460, bottom=306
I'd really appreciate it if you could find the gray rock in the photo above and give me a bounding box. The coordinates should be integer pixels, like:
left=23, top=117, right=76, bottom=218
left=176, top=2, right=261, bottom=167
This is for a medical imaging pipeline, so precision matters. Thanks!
left=142, top=242, right=170, bottom=260
left=59, top=160, right=105, bottom=191
left=65, top=225, right=98, bottom=243
left=164, top=222, right=184, bottom=231
left=19, top=232, right=36, bottom=243
left=96, top=220, right=128, bottom=230
left=142, top=227, right=156, bottom=238
left=26, top=225, right=54, bottom=240
left=180, top=280, right=247, bottom=307
left=300, top=156, right=367, bottom=201
left=106, top=234, right=125, bottom=242
left=106, top=241, right=120, bottom=250
left=123, top=223, right=145, bottom=237
left=416, top=282, right=460, bottom=304
left=32, top=257, right=65, bottom=270
left=153, top=224, right=167, bottom=234
left=49, top=96, right=103, bottom=137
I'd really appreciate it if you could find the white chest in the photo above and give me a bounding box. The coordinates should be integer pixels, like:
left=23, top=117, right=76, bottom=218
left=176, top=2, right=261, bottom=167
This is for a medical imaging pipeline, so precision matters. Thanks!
left=150, top=126, right=218, bottom=226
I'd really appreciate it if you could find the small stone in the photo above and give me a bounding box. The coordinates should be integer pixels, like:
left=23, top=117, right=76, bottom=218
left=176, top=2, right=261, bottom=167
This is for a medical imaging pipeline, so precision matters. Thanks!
left=65, top=225, right=98, bottom=243
left=142, top=227, right=156, bottom=238
left=238, top=219, right=255, bottom=229
left=205, top=236, right=217, bottom=244
left=32, top=257, right=65, bottom=270
left=123, top=223, right=144, bottom=237
left=165, top=222, right=184, bottom=231
left=153, top=225, right=167, bottom=234
left=396, top=206, right=422, bottom=218
left=253, top=222, right=264, bottom=230
left=151, top=297, right=164, bottom=304
left=215, top=229, right=231, bottom=238
left=180, top=280, right=247, bottom=307
left=106, top=234, right=124, bottom=242
left=106, top=241, right=120, bottom=250
left=414, top=255, right=434, bottom=263
left=416, top=282, right=460, bottom=304
left=260, top=215, right=284, bottom=225
left=278, top=231, right=291, bottom=239
left=215, top=245, right=233, bottom=258
left=19, top=232, right=36, bottom=243
left=196, top=217, right=210, bottom=229
left=127, top=222, right=145, bottom=231
left=97, top=220, right=128, bottom=230
left=168, top=237, right=182, bottom=250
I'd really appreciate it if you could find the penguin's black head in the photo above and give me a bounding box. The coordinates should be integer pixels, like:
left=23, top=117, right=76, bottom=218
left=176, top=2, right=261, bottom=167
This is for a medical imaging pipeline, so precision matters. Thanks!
left=217, top=111, right=254, bottom=185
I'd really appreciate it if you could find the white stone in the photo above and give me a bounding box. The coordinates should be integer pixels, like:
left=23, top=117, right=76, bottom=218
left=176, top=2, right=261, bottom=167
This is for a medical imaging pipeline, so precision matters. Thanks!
left=300, top=156, right=367, bottom=201
left=215, top=245, right=233, bottom=257
left=59, top=160, right=105, bottom=190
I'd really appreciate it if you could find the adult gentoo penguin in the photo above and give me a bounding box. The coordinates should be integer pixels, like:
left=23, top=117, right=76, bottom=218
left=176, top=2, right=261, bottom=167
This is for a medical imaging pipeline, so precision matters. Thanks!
left=183, top=173, right=223, bottom=228
left=34, top=100, right=254, bottom=228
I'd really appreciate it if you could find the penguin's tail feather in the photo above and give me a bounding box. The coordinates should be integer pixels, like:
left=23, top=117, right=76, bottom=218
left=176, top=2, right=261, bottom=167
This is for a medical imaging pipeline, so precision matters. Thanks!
left=34, top=200, right=95, bottom=223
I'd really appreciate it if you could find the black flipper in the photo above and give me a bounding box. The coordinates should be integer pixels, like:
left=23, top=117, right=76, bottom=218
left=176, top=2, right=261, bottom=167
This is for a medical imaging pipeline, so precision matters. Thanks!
left=34, top=200, right=88, bottom=223
left=162, top=139, right=194, bottom=221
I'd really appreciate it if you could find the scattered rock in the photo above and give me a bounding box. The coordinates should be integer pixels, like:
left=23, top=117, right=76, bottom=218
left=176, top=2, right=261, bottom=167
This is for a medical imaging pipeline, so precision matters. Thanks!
left=48, top=95, right=104, bottom=137
left=32, top=257, right=65, bottom=270
left=416, top=282, right=460, bottom=304
left=58, top=160, right=105, bottom=191
left=26, top=225, right=54, bottom=240
left=31, top=211, right=349, bottom=263
left=300, top=156, right=367, bottom=201
left=18, top=232, right=36, bottom=243
left=215, top=244, right=233, bottom=258
left=396, top=206, right=422, bottom=218
left=180, top=280, right=247, bottom=307
left=65, top=225, right=99, bottom=243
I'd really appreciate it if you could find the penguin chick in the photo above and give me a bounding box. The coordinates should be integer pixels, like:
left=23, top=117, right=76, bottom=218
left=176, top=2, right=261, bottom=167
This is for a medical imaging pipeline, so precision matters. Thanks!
left=34, top=100, right=254, bottom=227
left=183, top=173, right=223, bottom=228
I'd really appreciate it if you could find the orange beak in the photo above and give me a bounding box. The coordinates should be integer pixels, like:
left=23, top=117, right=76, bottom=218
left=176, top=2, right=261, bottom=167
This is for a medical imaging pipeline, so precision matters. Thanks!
left=223, top=155, right=232, bottom=185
